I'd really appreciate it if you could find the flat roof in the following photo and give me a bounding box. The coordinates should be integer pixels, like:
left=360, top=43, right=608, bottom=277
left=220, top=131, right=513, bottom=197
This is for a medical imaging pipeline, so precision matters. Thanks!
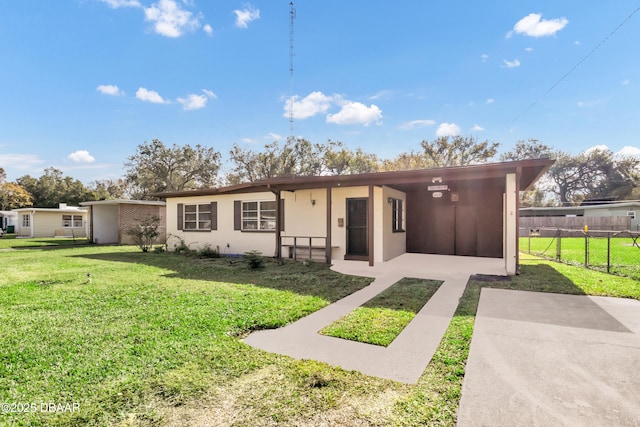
left=80, top=199, right=166, bottom=207
left=153, top=158, right=554, bottom=199
left=13, top=207, right=88, bottom=213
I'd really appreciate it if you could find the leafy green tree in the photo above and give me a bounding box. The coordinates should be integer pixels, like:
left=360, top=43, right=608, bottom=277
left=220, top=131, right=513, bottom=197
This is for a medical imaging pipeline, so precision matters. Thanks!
left=0, top=168, right=33, bottom=210
left=500, top=139, right=554, bottom=161
left=87, top=179, right=126, bottom=200
left=226, top=138, right=379, bottom=185
left=124, top=139, right=222, bottom=198
left=382, top=136, right=499, bottom=171
left=16, top=167, right=92, bottom=207
left=548, top=148, right=639, bottom=205
left=500, top=139, right=556, bottom=207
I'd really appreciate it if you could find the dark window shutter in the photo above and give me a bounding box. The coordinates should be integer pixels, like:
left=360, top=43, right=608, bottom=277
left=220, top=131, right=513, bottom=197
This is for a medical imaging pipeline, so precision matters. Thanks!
left=234, top=200, right=241, bottom=230
left=210, top=202, right=217, bottom=230
left=177, top=203, right=183, bottom=230
left=279, top=198, right=285, bottom=231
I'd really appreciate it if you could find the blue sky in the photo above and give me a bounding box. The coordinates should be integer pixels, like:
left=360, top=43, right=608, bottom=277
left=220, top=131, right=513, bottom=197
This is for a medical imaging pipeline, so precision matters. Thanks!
left=1, top=1, right=639, bottom=184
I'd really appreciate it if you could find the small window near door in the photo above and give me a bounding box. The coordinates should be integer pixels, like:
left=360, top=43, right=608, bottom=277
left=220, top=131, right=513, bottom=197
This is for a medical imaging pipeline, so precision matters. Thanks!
left=391, top=198, right=404, bottom=232
left=628, top=211, right=636, bottom=220
left=22, top=214, right=30, bottom=227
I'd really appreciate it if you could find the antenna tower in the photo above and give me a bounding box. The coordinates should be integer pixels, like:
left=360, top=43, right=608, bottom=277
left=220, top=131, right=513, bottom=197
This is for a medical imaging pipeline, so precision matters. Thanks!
left=288, top=2, right=296, bottom=140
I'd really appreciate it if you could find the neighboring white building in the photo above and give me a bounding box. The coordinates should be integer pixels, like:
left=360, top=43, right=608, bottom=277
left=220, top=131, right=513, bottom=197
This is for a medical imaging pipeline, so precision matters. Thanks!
left=0, top=211, right=18, bottom=231
left=521, top=201, right=640, bottom=231
left=155, top=159, right=553, bottom=275
left=13, top=204, right=89, bottom=238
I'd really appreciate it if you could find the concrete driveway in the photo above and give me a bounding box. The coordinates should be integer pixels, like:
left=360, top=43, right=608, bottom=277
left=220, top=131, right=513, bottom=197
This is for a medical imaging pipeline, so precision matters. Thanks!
left=458, top=288, right=640, bottom=426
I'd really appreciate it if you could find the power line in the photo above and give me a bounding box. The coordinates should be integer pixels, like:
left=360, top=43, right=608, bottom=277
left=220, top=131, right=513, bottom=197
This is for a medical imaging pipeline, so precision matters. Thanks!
left=511, top=5, right=640, bottom=126
left=289, top=1, right=296, bottom=140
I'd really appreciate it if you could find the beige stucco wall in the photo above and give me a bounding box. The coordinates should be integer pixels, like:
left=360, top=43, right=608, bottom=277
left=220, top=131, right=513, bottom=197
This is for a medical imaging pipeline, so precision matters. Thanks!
left=15, top=210, right=87, bottom=238
left=504, top=173, right=517, bottom=275
left=166, top=192, right=277, bottom=255
left=166, top=185, right=407, bottom=263
left=382, top=186, right=407, bottom=261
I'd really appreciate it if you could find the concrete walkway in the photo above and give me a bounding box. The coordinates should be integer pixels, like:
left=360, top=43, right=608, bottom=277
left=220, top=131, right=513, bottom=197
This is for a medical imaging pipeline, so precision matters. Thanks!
left=244, top=253, right=506, bottom=384
left=458, top=288, right=640, bottom=426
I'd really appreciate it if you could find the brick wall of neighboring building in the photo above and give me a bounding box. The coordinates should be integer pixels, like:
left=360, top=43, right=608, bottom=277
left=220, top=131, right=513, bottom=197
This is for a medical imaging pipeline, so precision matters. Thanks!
left=119, top=204, right=167, bottom=245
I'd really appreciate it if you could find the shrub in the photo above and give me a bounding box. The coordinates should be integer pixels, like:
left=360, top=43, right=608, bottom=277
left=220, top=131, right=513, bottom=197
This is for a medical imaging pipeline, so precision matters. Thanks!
left=126, top=215, right=160, bottom=252
left=199, top=244, right=221, bottom=258
left=244, top=250, right=264, bottom=270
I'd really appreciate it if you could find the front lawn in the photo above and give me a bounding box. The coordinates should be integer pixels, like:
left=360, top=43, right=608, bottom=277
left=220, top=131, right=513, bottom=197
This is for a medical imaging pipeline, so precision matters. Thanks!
left=0, top=237, right=90, bottom=249
left=0, top=246, right=638, bottom=426
left=320, top=278, right=442, bottom=346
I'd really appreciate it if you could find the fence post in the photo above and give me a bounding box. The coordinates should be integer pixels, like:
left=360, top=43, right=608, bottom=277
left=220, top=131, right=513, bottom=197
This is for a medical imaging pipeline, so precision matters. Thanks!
left=556, top=229, right=561, bottom=262
left=584, top=232, right=589, bottom=268
left=607, top=232, right=611, bottom=274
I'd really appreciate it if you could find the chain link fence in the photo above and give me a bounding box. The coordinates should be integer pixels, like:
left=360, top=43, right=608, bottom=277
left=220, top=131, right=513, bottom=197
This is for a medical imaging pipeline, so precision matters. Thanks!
left=520, top=227, right=640, bottom=280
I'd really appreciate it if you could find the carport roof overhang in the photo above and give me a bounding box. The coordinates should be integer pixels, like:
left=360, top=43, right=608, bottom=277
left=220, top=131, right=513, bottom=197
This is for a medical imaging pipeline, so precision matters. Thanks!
left=153, top=158, right=554, bottom=198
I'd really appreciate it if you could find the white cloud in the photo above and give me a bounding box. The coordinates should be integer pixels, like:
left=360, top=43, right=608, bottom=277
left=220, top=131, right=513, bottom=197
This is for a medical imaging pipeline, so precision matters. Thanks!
left=503, top=59, right=521, bottom=68
left=616, top=146, right=640, bottom=159
left=203, top=24, right=213, bottom=35
left=577, top=99, right=604, bottom=108
left=234, top=6, right=260, bottom=29
left=622, top=79, right=631, bottom=85
left=326, top=102, right=382, bottom=126
left=202, top=89, right=217, bottom=99
left=68, top=150, right=96, bottom=163
left=399, top=119, right=436, bottom=130
left=481, top=54, right=489, bottom=62
left=574, top=40, right=581, bottom=46
left=268, top=133, right=283, bottom=141
left=177, top=93, right=208, bottom=110
left=585, top=144, right=609, bottom=155
left=525, top=47, right=533, bottom=52
left=144, top=0, right=200, bottom=38
left=471, top=124, right=485, bottom=132
left=285, top=91, right=336, bottom=119
left=98, top=0, right=141, bottom=8
left=136, top=87, right=169, bottom=104
left=369, top=90, right=393, bottom=100
left=436, top=123, right=461, bottom=137
left=96, top=84, right=124, bottom=96
left=486, top=98, right=495, bottom=104
left=511, top=13, right=568, bottom=38
left=0, top=154, right=44, bottom=170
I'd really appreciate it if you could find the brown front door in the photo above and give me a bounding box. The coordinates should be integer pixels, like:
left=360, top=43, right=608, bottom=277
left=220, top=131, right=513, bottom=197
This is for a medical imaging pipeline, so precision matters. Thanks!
left=346, top=198, right=368, bottom=258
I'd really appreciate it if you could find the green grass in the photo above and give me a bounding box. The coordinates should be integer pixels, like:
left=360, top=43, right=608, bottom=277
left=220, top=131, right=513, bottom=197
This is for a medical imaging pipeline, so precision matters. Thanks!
left=320, top=278, right=442, bottom=346
left=0, top=243, right=638, bottom=426
left=520, top=235, right=640, bottom=280
left=0, top=237, right=90, bottom=249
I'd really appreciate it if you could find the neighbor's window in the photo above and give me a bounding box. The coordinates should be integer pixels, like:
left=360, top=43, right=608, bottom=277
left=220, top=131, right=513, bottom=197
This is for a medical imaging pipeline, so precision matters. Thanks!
left=628, top=211, right=636, bottom=220
left=242, top=200, right=276, bottom=231
left=62, top=215, right=83, bottom=228
left=183, top=204, right=212, bottom=230
left=391, top=198, right=404, bottom=232
left=22, top=214, right=30, bottom=227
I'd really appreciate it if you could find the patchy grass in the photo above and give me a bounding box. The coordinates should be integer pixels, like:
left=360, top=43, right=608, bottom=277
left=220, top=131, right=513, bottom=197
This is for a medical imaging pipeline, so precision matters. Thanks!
left=0, top=237, right=90, bottom=249
left=320, top=278, right=442, bottom=346
left=1, top=246, right=637, bottom=426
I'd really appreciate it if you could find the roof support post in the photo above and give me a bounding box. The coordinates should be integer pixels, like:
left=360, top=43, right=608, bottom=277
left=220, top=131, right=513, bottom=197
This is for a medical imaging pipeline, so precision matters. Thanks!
left=325, top=186, right=332, bottom=264
left=516, top=166, right=522, bottom=274
left=275, top=190, right=282, bottom=260
left=368, top=184, right=374, bottom=267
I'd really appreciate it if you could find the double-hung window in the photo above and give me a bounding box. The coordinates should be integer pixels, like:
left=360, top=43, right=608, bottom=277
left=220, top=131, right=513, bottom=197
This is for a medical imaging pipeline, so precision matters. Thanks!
left=242, top=201, right=276, bottom=231
left=62, top=215, right=83, bottom=228
left=183, top=204, right=212, bottom=230
left=391, top=198, right=404, bottom=232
